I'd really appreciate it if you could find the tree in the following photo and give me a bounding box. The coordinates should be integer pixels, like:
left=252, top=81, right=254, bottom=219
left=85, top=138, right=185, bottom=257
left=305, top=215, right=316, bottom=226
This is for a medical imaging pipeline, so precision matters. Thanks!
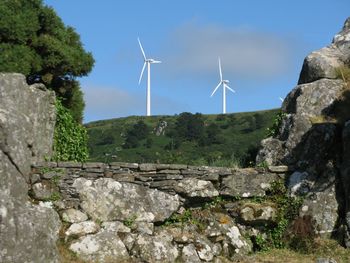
left=174, top=112, right=205, bottom=142
left=0, top=0, right=94, bottom=122
left=122, top=121, right=150, bottom=149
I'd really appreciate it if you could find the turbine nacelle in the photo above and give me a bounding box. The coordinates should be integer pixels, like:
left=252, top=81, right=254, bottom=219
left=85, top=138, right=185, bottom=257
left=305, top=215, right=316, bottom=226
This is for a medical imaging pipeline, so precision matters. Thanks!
left=147, top=59, right=161, bottom=64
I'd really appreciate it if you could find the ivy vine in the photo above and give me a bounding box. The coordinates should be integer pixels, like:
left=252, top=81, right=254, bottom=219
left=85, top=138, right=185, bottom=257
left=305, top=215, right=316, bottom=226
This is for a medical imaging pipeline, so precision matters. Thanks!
left=53, top=99, right=89, bottom=162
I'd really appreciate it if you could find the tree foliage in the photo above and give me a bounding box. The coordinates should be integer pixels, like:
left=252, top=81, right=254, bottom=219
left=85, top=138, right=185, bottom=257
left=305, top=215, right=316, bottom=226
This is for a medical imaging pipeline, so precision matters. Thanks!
left=173, top=112, right=205, bottom=142
left=0, top=0, right=94, bottom=122
left=123, top=121, right=150, bottom=149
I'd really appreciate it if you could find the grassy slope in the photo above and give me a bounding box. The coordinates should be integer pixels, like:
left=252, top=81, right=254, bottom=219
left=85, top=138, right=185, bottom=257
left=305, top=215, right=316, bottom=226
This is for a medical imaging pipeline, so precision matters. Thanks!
left=86, top=109, right=279, bottom=165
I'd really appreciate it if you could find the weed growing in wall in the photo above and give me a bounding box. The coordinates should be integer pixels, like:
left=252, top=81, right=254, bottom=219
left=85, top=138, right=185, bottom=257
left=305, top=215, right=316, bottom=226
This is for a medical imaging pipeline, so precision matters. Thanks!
left=266, top=111, right=287, bottom=138
left=53, top=100, right=89, bottom=162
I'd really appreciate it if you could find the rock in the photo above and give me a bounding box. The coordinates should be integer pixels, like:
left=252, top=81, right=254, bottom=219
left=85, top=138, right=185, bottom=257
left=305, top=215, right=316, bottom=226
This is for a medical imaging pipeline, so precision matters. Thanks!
left=225, top=225, right=252, bottom=255
left=182, top=244, right=201, bottom=263
left=139, top=163, right=157, bottom=171
left=0, top=74, right=56, bottom=175
left=288, top=171, right=312, bottom=196
left=0, top=74, right=60, bottom=262
left=220, top=168, right=279, bottom=197
left=65, top=221, right=100, bottom=237
left=268, top=165, right=289, bottom=173
left=30, top=173, right=41, bottom=184
left=69, top=229, right=130, bottom=263
left=174, top=178, right=219, bottom=198
left=62, top=208, right=88, bottom=223
left=110, top=162, right=139, bottom=169
left=238, top=202, right=277, bottom=225
left=299, top=179, right=339, bottom=237
left=298, top=18, right=350, bottom=84
left=155, top=120, right=168, bottom=136
left=298, top=46, right=347, bottom=84
left=163, top=226, right=197, bottom=244
left=135, top=221, right=154, bottom=235
left=32, top=181, right=55, bottom=200
left=342, top=121, right=350, bottom=246
left=195, top=236, right=216, bottom=261
left=73, top=178, right=181, bottom=222
left=0, top=183, right=61, bottom=263
left=132, top=231, right=179, bottom=263
left=101, top=221, right=131, bottom=233
left=256, top=138, right=285, bottom=166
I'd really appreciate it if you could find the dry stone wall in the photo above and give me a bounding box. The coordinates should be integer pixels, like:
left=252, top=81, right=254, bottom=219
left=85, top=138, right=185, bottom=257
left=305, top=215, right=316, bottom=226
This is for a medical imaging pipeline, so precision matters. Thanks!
left=30, top=162, right=287, bottom=262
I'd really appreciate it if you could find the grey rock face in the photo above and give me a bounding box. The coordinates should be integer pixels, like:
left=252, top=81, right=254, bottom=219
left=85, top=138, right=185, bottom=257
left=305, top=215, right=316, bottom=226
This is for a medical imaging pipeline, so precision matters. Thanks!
left=0, top=73, right=56, bottom=175
left=220, top=169, right=279, bottom=197
left=65, top=221, right=100, bottom=237
left=256, top=138, right=285, bottom=165
left=61, top=208, right=88, bottom=223
left=32, top=181, right=56, bottom=200
left=73, top=178, right=181, bottom=222
left=132, top=231, right=179, bottom=263
left=0, top=74, right=60, bottom=263
left=69, top=229, right=130, bottom=263
left=174, top=178, right=219, bottom=198
left=298, top=18, right=350, bottom=84
left=182, top=244, right=201, bottom=263
left=341, top=121, right=350, bottom=246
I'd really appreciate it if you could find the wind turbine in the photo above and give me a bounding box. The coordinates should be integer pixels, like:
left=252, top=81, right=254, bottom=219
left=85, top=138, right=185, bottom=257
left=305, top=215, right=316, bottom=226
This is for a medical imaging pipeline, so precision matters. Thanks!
left=210, top=57, right=235, bottom=114
left=138, top=38, right=161, bottom=116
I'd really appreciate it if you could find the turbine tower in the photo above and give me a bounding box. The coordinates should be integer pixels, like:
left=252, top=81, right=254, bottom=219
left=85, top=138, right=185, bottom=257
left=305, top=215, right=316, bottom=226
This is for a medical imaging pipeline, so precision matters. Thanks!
left=138, top=38, right=161, bottom=116
left=210, top=57, right=235, bottom=114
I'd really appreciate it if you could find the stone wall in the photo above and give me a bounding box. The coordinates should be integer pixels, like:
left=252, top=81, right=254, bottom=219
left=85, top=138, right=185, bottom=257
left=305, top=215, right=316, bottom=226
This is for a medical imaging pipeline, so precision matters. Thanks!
left=31, top=161, right=285, bottom=208
left=30, top=162, right=287, bottom=262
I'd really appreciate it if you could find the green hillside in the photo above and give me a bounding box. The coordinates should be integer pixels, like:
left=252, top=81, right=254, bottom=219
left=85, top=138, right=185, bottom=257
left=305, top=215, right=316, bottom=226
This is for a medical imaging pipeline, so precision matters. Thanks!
left=86, top=109, right=280, bottom=166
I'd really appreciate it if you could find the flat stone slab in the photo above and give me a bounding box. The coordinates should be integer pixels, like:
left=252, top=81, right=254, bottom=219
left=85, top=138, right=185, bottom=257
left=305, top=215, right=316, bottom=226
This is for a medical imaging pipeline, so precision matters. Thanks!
left=220, top=168, right=279, bottom=197
left=73, top=178, right=181, bottom=223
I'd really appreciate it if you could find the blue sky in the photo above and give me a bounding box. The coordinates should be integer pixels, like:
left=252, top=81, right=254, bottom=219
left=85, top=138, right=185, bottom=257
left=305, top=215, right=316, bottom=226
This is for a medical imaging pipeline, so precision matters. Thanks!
left=44, top=0, right=349, bottom=123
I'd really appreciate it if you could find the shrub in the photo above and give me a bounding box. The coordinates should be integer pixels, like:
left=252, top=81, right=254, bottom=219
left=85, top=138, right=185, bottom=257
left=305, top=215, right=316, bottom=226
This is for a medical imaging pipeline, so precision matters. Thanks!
left=52, top=99, right=88, bottom=162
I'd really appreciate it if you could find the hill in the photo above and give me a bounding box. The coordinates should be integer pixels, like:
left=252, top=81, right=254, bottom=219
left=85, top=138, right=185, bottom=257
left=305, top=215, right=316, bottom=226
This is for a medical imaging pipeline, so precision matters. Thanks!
left=85, top=109, right=280, bottom=166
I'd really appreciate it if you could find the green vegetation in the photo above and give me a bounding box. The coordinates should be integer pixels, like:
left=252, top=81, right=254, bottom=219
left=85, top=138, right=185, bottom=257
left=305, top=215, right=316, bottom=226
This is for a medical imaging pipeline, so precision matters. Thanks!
left=53, top=100, right=88, bottom=162
left=0, top=0, right=94, bottom=122
left=266, top=111, right=287, bottom=138
left=86, top=109, right=279, bottom=165
left=253, top=181, right=304, bottom=251
left=123, top=215, right=137, bottom=228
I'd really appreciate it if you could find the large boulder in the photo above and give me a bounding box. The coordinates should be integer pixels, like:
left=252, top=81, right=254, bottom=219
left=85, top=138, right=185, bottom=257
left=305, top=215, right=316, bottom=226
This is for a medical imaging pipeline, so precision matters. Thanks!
left=298, top=17, right=350, bottom=84
left=73, top=178, right=181, bottom=223
left=0, top=73, right=56, bottom=175
left=256, top=18, right=350, bottom=241
left=0, top=74, right=60, bottom=262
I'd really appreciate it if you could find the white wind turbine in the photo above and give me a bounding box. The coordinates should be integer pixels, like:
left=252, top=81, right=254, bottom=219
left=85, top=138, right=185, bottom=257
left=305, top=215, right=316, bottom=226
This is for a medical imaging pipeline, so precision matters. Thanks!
left=210, top=57, right=235, bottom=114
left=138, top=38, right=161, bottom=116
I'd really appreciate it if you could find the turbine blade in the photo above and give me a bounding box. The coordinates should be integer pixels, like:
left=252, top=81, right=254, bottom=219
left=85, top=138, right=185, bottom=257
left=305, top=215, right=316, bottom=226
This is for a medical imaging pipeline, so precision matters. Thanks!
left=152, top=60, right=162, bottom=64
left=279, top=97, right=284, bottom=102
left=138, top=62, right=146, bottom=84
left=218, top=57, right=222, bottom=81
left=226, top=85, right=235, bottom=93
left=211, top=82, right=222, bottom=97
left=138, top=37, right=147, bottom=60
